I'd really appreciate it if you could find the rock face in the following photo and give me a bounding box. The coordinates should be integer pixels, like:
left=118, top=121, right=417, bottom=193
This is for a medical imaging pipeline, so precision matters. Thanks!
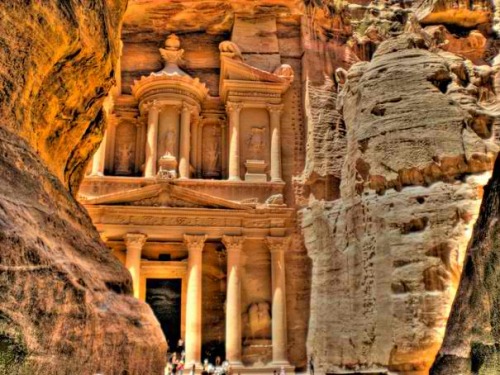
left=302, top=33, right=500, bottom=374
left=0, top=2, right=167, bottom=374
left=431, top=158, right=500, bottom=374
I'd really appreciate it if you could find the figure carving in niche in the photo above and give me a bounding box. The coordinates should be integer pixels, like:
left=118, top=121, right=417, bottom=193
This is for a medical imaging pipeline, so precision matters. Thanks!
left=116, top=143, right=133, bottom=174
left=203, top=126, right=221, bottom=178
left=163, top=130, right=176, bottom=158
left=244, top=301, right=271, bottom=340
left=247, top=127, right=266, bottom=158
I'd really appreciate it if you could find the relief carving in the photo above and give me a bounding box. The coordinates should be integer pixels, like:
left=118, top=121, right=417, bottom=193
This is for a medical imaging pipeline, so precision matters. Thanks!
left=116, top=143, right=133, bottom=175
left=243, top=301, right=272, bottom=341
left=203, top=125, right=221, bottom=178
left=247, top=127, right=266, bottom=158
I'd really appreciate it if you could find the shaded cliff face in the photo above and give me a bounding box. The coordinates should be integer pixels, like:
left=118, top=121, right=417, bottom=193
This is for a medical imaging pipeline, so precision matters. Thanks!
left=431, top=155, right=500, bottom=374
left=302, top=32, right=500, bottom=374
left=0, top=1, right=167, bottom=374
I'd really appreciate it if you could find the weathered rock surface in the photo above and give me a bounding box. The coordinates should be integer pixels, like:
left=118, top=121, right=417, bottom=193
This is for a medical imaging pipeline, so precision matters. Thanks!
left=0, top=1, right=167, bottom=374
left=430, top=154, right=500, bottom=375
left=302, top=33, right=499, bottom=374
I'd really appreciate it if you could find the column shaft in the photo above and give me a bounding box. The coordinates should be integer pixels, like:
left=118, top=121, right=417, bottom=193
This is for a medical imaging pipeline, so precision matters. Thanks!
left=145, top=105, right=160, bottom=177
left=222, top=235, right=245, bottom=365
left=184, top=234, right=207, bottom=366
left=124, top=233, right=147, bottom=299
left=179, top=104, right=191, bottom=179
left=91, top=130, right=107, bottom=176
left=266, top=237, right=291, bottom=365
left=197, top=121, right=204, bottom=178
left=268, top=105, right=284, bottom=183
left=227, top=103, right=243, bottom=181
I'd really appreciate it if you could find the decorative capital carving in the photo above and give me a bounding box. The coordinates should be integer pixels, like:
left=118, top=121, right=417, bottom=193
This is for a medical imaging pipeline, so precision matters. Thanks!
left=222, top=235, right=246, bottom=252
left=144, top=100, right=161, bottom=112
left=266, top=104, right=284, bottom=115
left=226, top=102, right=244, bottom=114
left=124, top=233, right=147, bottom=249
left=265, top=236, right=291, bottom=253
left=184, top=234, right=207, bottom=252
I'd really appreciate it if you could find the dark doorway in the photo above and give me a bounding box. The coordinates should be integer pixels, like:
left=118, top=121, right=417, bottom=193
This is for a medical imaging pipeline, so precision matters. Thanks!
left=146, top=278, right=182, bottom=350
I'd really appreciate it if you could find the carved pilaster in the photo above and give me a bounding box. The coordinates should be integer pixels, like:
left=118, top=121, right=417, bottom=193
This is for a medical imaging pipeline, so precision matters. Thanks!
left=267, top=104, right=285, bottom=183
left=226, top=102, right=244, bottom=181
left=266, top=236, right=291, bottom=365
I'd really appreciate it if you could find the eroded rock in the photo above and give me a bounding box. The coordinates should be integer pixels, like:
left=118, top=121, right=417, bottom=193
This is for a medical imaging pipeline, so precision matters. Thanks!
left=0, top=2, right=167, bottom=374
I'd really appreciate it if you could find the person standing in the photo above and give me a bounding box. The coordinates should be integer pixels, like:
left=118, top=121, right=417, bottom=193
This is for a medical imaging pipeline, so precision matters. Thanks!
left=309, top=354, right=315, bottom=375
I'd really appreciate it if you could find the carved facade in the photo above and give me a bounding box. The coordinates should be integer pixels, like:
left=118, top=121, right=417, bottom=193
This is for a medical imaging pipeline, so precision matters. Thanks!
left=80, top=26, right=300, bottom=373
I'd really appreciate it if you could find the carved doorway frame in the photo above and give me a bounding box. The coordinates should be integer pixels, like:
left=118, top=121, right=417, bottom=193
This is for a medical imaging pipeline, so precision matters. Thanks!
left=140, top=261, right=188, bottom=343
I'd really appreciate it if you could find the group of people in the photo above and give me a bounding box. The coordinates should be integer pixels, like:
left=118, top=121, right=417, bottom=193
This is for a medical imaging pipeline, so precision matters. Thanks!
left=164, top=338, right=304, bottom=375
left=165, top=339, right=231, bottom=375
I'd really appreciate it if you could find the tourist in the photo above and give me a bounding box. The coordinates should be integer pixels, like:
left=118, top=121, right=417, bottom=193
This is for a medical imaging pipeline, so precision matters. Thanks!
left=190, top=364, right=196, bottom=375
left=279, top=366, right=286, bottom=375
left=309, top=354, right=314, bottom=375
left=177, top=338, right=185, bottom=353
left=171, top=352, right=179, bottom=375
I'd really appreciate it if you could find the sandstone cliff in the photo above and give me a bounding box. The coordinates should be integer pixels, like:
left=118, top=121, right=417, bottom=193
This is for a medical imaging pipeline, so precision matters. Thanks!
left=302, top=30, right=500, bottom=373
left=0, top=2, right=167, bottom=374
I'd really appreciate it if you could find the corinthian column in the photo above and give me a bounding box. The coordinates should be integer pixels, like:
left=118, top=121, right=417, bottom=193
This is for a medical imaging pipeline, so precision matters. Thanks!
left=145, top=103, right=160, bottom=177
left=184, top=234, right=207, bottom=366
left=222, top=235, right=245, bottom=366
left=124, top=233, right=147, bottom=299
left=226, top=102, right=243, bottom=181
left=179, top=103, right=192, bottom=179
left=267, top=104, right=284, bottom=183
left=266, top=236, right=291, bottom=365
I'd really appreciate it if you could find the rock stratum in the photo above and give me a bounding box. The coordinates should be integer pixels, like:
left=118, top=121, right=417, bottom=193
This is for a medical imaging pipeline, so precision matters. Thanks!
left=0, top=2, right=167, bottom=374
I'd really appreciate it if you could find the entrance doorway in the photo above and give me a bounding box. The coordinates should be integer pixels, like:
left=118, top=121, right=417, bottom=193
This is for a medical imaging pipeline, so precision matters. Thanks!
left=146, top=278, right=182, bottom=350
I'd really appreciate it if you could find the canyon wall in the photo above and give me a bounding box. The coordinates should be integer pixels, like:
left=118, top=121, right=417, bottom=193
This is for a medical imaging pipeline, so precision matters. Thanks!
left=301, top=1, right=500, bottom=373
left=0, top=2, right=167, bottom=374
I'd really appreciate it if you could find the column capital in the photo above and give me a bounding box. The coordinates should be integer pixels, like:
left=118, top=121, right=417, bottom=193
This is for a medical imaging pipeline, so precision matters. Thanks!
left=226, top=102, right=244, bottom=114
left=145, top=100, right=161, bottom=112
left=184, top=234, right=207, bottom=252
left=182, top=102, right=193, bottom=113
left=265, top=236, right=291, bottom=253
left=267, top=103, right=284, bottom=115
left=222, top=235, right=246, bottom=252
left=124, top=233, right=147, bottom=248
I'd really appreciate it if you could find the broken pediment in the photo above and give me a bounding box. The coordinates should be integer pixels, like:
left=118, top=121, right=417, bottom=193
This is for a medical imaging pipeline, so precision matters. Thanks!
left=219, top=40, right=293, bottom=102
left=83, top=182, right=251, bottom=210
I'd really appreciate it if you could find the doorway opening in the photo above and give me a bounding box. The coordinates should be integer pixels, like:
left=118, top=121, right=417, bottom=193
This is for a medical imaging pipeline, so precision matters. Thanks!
left=146, top=278, right=182, bottom=350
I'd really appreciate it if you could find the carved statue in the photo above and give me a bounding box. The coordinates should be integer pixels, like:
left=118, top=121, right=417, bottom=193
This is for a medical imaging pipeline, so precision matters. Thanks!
left=163, top=130, right=176, bottom=158
left=206, top=139, right=219, bottom=173
left=245, top=301, right=271, bottom=340
left=247, top=127, right=265, bottom=158
left=116, top=143, right=133, bottom=174
left=219, top=40, right=243, bottom=61
left=274, top=64, right=294, bottom=81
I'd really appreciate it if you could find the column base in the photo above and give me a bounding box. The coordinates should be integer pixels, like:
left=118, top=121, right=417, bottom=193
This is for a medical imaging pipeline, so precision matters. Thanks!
left=228, top=176, right=242, bottom=182
left=270, top=178, right=284, bottom=183
left=89, top=172, right=104, bottom=177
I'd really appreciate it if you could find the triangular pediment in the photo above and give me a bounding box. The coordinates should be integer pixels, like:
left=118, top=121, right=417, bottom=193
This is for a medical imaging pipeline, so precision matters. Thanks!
left=82, top=183, right=251, bottom=210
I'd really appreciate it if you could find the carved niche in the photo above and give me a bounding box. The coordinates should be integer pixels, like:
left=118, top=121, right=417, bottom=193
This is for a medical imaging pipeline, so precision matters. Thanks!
left=113, top=120, right=137, bottom=176
left=202, top=124, right=222, bottom=178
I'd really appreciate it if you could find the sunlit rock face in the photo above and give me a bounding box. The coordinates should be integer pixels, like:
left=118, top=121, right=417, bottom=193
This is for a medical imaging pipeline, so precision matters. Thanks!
left=0, top=2, right=167, bottom=374
left=302, top=32, right=500, bottom=374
